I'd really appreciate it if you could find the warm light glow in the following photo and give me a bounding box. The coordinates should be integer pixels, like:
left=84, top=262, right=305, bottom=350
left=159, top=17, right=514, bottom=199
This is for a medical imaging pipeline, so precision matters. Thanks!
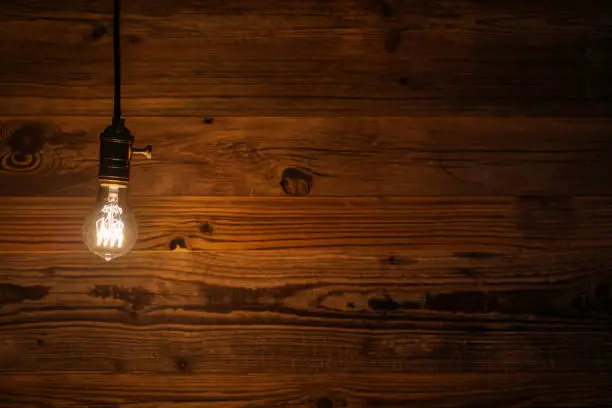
left=95, top=187, right=125, bottom=251
left=82, top=183, right=137, bottom=262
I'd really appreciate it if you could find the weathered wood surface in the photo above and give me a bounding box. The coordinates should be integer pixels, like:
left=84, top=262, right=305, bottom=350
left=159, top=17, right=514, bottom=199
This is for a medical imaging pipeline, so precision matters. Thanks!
left=2, top=0, right=612, bottom=405
left=1, top=249, right=611, bottom=405
left=1, top=249, right=611, bottom=373
left=1, top=249, right=610, bottom=325
left=2, top=322, right=612, bottom=374
left=0, top=197, right=610, bottom=253
left=2, top=372, right=612, bottom=407
left=1, top=117, right=612, bottom=197
left=1, top=0, right=611, bottom=116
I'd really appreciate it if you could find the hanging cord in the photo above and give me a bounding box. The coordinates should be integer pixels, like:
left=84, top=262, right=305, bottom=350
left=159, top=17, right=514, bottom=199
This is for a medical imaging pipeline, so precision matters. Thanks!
left=112, top=0, right=122, bottom=125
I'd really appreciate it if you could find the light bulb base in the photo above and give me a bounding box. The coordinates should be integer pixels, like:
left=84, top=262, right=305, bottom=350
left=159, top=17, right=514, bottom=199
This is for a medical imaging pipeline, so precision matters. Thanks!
left=99, top=119, right=134, bottom=184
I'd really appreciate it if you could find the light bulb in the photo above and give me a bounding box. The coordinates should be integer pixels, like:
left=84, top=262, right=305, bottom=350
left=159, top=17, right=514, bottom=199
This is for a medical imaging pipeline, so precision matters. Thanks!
left=82, top=184, right=138, bottom=261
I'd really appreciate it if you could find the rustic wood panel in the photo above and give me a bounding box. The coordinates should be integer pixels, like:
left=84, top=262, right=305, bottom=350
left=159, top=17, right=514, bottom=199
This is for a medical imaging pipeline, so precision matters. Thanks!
left=1, top=0, right=610, bottom=116
left=2, top=372, right=612, bottom=407
left=0, top=197, right=610, bottom=253
left=5, top=323, right=612, bottom=378
left=1, top=117, right=612, bottom=197
left=1, top=249, right=611, bottom=404
left=2, top=323, right=612, bottom=374
left=2, top=0, right=611, bottom=405
left=1, top=249, right=611, bottom=325
left=0, top=249, right=611, bottom=377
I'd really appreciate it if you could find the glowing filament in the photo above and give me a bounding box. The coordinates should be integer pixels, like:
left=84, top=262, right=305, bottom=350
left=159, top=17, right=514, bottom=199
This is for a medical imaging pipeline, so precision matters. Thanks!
left=96, top=189, right=125, bottom=248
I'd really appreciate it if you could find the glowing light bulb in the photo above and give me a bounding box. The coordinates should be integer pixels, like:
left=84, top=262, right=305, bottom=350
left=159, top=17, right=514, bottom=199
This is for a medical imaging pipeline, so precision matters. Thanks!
left=82, top=184, right=138, bottom=261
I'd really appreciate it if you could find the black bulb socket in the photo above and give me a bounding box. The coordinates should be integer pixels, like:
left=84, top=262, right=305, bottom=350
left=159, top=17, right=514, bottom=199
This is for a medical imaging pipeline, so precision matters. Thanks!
left=98, top=118, right=134, bottom=185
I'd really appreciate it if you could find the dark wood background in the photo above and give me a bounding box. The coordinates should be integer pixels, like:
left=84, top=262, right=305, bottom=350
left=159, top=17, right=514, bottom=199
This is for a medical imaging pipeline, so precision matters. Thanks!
left=1, top=0, right=612, bottom=406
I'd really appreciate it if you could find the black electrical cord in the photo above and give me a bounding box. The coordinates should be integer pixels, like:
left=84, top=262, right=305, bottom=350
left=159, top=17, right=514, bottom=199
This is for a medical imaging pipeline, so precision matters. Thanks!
left=113, top=0, right=122, bottom=125
left=98, top=0, right=151, bottom=184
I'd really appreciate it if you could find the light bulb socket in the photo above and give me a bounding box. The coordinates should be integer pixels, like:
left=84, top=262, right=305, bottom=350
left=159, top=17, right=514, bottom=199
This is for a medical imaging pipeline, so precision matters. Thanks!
left=98, top=118, right=134, bottom=184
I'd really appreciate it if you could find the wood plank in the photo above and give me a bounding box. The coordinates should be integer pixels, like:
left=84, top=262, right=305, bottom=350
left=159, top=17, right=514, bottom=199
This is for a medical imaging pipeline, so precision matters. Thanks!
left=1, top=249, right=611, bottom=324
left=0, top=197, right=610, bottom=253
left=3, top=320, right=612, bottom=374
left=0, top=249, right=610, bottom=328
left=1, top=117, right=612, bottom=197
left=2, top=323, right=611, bottom=374
left=2, top=372, right=611, bottom=407
left=2, top=250, right=610, bottom=401
left=1, top=0, right=610, bottom=116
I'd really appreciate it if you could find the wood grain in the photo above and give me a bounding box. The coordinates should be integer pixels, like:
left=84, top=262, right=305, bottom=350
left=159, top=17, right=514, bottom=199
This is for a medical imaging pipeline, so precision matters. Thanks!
left=0, top=249, right=611, bottom=377
left=1, top=249, right=611, bottom=325
left=0, top=196, right=610, bottom=253
left=2, top=0, right=612, bottom=404
left=1, top=250, right=611, bottom=405
left=1, top=0, right=610, bottom=116
left=2, top=323, right=612, bottom=375
left=1, top=117, right=612, bottom=197
left=2, top=372, right=612, bottom=407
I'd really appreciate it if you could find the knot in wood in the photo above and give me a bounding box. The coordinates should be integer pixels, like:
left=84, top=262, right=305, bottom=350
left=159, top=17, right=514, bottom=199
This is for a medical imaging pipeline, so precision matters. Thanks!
left=169, top=237, right=188, bottom=251
left=8, top=123, right=47, bottom=154
left=199, top=222, right=214, bottom=234
left=89, top=24, right=107, bottom=41
left=1, top=123, right=48, bottom=173
left=175, top=357, right=189, bottom=372
left=280, top=168, right=312, bottom=196
left=1, top=152, right=42, bottom=173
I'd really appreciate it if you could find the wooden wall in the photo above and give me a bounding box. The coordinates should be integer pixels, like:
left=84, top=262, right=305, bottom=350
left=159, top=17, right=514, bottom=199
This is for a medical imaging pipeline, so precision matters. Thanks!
left=1, top=0, right=612, bottom=406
